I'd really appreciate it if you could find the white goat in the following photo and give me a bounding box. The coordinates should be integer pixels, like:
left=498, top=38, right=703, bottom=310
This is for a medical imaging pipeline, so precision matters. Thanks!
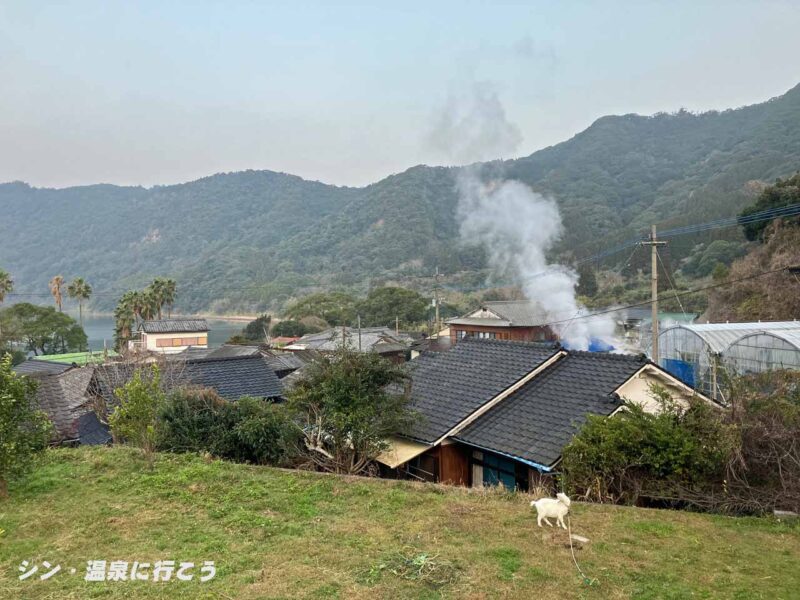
left=531, top=493, right=571, bottom=529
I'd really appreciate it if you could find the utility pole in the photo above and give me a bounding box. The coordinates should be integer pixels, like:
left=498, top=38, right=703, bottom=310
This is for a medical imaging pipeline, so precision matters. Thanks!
left=433, top=266, right=441, bottom=335
left=640, top=225, right=667, bottom=364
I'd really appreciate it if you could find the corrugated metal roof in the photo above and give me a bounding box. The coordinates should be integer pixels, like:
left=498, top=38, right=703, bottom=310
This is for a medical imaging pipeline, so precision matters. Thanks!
left=730, top=328, right=800, bottom=351
left=140, top=318, right=209, bottom=333
left=661, top=321, right=800, bottom=353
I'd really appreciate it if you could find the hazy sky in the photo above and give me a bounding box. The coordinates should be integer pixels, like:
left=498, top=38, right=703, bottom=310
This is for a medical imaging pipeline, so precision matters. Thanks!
left=2, top=1, right=799, bottom=189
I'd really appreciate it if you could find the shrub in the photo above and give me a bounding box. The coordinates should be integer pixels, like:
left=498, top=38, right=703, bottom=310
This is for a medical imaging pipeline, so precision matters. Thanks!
left=726, top=371, right=800, bottom=512
left=158, top=388, right=299, bottom=466
left=216, top=397, right=299, bottom=466
left=0, top=355, right=52, bottom=497
left=286, top=348, right=415, bottom=474
left=109, top=365, right=166, bottom=468
left=157, top=386, right=228, bottom=453
left=561, top=385, right=732, bottom=506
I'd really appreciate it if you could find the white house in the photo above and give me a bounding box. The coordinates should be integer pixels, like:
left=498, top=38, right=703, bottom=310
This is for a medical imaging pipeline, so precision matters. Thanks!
left=132, top=318, right=210, bottom=354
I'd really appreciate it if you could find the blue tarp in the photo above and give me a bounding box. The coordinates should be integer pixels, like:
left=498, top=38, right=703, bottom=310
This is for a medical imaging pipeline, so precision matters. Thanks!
left=663, top=358, right=695, bottom=387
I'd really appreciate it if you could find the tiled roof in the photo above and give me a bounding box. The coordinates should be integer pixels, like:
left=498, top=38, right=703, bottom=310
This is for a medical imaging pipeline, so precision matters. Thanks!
left=140, top=318, right=209, bottom=334
left=407, top=338, right=560, bottom=443
left=455, top=351, right=647, bottom=469
left=91, top=354, right=284, bottom=404
left=290, top=327, right=413, bottom=353
left=23, top=367, right=95, bottom=442
left=13, top=359, right=75, bottom=375
left=76, top=411, right=112, bottom=446
left=183, top=354, right=283, bottom=400
left=179, top=345, right=261, bottom=360
left=263, top=350, right=309, bottom=374
left=483, top=301, right=549, bottom=326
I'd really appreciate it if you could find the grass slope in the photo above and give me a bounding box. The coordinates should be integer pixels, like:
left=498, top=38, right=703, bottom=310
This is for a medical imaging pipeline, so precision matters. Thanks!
left=1, top=447, right=799, bottom=599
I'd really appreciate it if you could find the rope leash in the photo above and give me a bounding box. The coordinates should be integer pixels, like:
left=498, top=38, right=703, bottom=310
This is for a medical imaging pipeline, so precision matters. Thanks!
left=566, top=515, right=597, bottom=586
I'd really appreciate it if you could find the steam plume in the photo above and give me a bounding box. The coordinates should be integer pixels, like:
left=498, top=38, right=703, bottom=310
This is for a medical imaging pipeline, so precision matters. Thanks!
left=432, top=82, right=616, bottom=350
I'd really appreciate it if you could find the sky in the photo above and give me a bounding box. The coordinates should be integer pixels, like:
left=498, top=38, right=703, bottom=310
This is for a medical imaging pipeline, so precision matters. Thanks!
left=1, top=1, right=799, bottom=189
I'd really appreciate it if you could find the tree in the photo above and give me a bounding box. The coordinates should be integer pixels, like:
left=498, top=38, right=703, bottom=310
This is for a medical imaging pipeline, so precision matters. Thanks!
left=576, top=265, right=599, bottom=298
left=241, top=314, right=272, bottom=342
left=114, top=291, right=138, bottom=350
left=66, top=277, right=92, bottom=328
left=162, top=279, right=177, bottom=317
left=0, top=269, right=12, bottom=304
left=285, top=291, right=357, bottom=326
left=271, top=319, right=316, bottom=338
left=109, top=365, right=166, bottom=468
left=0, top=355, right=52, bottom=497
left=149, top=277, right=177, bottom=319
left=0, top=303, right=88, bottom=355
left=356, top=286, right=428, bottom=328
left=49, top=275, right=64, bottom=312
left=0, top=269, right=12, bottom=344
left=739, top=172, right=800, bottom=242
left=286, top=348, right=415, bottom=474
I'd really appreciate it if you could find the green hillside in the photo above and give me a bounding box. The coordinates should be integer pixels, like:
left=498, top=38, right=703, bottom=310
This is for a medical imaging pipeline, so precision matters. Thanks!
left=2, top=84, right=799, bottom=313
left=1, top=447, right=798, bottom=599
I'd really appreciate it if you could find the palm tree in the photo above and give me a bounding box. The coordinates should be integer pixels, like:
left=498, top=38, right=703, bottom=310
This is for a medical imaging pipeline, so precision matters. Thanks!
left=148, top=277, right=177, bottom=319
left=114, top=292, right=137, bottom=351
left=0, top=269, right=12, bottom=305
left=66, top=277, right=92, bottom=327
left=162, top=279, right=177, bottom=317
left=49, top=275, right=65, bottom=312
left=149, top=278, right=165, bottom=319
left=0, top=269, right=12, bottom=341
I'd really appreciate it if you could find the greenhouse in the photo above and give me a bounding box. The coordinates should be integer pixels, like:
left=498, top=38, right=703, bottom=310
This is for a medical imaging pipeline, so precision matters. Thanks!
left=653, top=321, right=800, bottom=401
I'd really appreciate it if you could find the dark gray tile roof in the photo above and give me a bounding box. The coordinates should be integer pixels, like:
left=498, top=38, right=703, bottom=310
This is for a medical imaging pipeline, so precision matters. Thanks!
left=184, top=355, right=283, bottom=400
left=292, top=327, right=413, bottom=353
left=140, top=318, right=209, bottom=333
left=23, top=367, right=95, bottom=442
left=77, top=411, right=112, bottom=445
left=263, top=350, right=308, bottom=375
left=92, top=354, right=284, bottom=403
left=13, top=359, right=75, bottom=375
left=179, top=345, right=261, bottom=360
left=483, top=301, right=549, bottom=326
left=455, top=351, right=648, bottom=469
left=407, top=338, right=560, bottom=443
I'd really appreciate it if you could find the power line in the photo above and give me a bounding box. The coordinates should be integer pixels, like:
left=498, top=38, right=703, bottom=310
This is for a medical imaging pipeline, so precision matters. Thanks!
left=529, top=201, right=800, bottom=279
left=541, top=264, right=797, bottom=329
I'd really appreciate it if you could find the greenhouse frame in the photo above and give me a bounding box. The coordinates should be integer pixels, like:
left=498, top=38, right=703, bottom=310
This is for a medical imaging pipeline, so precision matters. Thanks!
left=654, top=321, right=800, bottom=401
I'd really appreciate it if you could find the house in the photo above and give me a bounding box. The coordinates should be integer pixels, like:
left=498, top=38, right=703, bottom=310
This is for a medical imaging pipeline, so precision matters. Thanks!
left=13, top=360, right=106, bottom=446
left=90, top=352, right=284, bottom=408
left=284, top=327, right=413, bottom=363
left=377, top=338, right=711, bottom=490
left=131, top=318, right=209, bottom=354
left=447, top=301, right=557, bottom=344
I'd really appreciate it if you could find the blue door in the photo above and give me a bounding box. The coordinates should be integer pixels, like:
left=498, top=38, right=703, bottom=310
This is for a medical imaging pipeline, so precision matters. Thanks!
left=482, top=453, right=517, bottom=489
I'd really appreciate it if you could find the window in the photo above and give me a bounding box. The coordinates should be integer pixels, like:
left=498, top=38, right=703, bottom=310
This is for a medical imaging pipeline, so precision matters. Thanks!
left=457, top=330, right=467, bottom=339
left=197, top=335, right=207, bottom=345
left=156, top=338, right=172, bottom=348
left=475, top=331, right=497, bottom=340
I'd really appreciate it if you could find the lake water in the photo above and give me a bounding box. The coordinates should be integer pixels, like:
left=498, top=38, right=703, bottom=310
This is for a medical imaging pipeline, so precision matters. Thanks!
left=75, top=314, right=249, bottom=351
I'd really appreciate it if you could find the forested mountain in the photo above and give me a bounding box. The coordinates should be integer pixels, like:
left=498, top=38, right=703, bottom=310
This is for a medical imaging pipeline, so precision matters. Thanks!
left=2, top=83, right=799, bottom=313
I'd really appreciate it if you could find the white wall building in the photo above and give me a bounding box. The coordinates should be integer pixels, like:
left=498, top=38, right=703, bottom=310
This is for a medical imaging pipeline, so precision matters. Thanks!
left=131, top=318, right=209, bottom=354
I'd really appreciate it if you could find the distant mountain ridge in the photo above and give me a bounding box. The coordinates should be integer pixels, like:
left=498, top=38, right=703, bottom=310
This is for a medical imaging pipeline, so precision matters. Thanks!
left=2, top=83, right=799, bottom=313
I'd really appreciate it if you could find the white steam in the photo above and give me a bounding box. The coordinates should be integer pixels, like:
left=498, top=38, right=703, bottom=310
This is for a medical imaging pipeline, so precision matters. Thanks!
left=432, top=82, right=617, bottom=350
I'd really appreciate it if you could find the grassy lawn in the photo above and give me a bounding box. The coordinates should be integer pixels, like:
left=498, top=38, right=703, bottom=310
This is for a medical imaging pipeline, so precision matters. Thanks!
left=1, top=447, right=799, bottom=599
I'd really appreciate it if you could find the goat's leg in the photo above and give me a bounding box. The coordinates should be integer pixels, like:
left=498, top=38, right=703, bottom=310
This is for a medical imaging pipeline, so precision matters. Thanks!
left=544, top=518, right=553, bottom=527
